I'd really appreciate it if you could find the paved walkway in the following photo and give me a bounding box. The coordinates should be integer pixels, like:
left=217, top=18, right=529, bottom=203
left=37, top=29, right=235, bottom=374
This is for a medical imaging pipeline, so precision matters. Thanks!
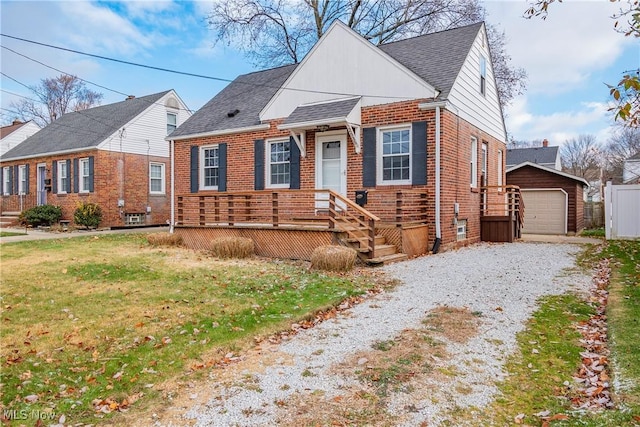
left=0, top=226, right=170, bottom=243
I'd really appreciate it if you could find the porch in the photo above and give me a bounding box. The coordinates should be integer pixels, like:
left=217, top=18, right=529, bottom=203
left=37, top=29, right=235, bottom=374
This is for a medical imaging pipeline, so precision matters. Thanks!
left=174, top=189, right=429, bottom=263
left=480, top=185, right=525, bottom=243
left=0, top=193, right=39, bottom=226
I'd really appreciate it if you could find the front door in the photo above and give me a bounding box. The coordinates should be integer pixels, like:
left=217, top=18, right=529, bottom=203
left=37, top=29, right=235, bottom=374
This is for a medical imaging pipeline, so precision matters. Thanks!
left=315, top=132, right=347, bottom=209
left=37, top=163, right=47, bottom=206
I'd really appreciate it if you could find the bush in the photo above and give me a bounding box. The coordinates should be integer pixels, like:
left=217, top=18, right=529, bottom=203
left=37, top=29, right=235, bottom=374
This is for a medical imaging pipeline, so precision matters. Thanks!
left=73, top=201, right=102, bottom=229
left=147, top=232, right=183, bottom=247
left=210, top=236, right=254, bottom=259
left=19, top=205, right=62, bottom=227
left=310, top=245, right=357, bottom=272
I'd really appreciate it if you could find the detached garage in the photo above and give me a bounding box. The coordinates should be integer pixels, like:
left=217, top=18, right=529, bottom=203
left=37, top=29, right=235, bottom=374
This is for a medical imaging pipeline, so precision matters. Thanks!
left=507, top=162, right=588, bottom=235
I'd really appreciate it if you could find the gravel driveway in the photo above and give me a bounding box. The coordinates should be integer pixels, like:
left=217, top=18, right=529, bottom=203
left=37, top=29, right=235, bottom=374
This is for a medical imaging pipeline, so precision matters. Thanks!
left=157, top=242, right=592, bottom=426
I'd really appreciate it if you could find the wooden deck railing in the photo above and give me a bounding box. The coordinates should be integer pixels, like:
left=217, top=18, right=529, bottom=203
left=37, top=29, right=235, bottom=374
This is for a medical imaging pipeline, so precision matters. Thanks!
left=480, top=185, right=524, bottom=219
left=1, top=193, right=38, bottom=214
left=365, top=189, right=429, bottom=226
left=176, top=190, right=382, bottom=257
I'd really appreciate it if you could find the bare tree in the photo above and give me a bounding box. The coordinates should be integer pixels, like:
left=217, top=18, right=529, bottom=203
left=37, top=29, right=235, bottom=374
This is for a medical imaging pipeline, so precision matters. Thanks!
left=207, top=0, right=526, bottom=107
left=561, top=134, right=602, bottom=182
left=10, top=74, right=103, bottom=128
left=602, top=125, right=640, bottom=183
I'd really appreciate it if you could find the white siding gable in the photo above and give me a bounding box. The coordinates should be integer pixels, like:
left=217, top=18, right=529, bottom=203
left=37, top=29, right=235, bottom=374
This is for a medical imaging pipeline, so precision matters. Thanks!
left=624, top=159, right=640, bottom=183
left=447, top=24, right=506, bottom=142
left=0, top=121, right=40, bottom=157
left=261, top=21, right=437, bottom=121
left=97, top=90, right=190, bottom=157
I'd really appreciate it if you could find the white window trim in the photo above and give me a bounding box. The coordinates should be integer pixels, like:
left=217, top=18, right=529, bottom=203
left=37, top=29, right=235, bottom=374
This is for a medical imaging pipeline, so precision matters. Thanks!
left=497, top=149, right=503, bottom=192
left=470, top=137, right=478, bottom=188
left=481, top=142, right=488, bottom=186
left=2, top=166, right=10, bottom=196
left=200, top=144, right=219, bottom=190
left=149, top=162, right=166, bottom=195
left=57, top=160, right=68, bottom=194
left=79, top=158, right=90, bottom=193
left=18, top=165, right=27, bottom=195
left=377, top=124, right=412, bottom=186
left=265, top=138, right=291, bottom=189
left=480, top=55, right=487, bottom=96
left=166, top=111, right=178, bottom=135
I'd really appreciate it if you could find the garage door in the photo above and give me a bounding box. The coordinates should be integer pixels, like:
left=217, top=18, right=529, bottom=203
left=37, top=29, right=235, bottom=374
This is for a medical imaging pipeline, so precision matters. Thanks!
left=521, top=189, right=567, bottom=234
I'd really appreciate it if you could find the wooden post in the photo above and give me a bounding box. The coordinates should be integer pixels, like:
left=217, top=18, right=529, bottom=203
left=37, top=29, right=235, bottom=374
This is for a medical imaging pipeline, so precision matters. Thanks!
left=228, top=195, right=234, bottom=226
left=199, top=196, right=205, bottom=226
left=395, top=191, right=402, bottom=225
left=328, top=192, right=335, bottom=229
left=214, top=196, right=220, bottom=223
left=368, top=218, right=376, bottom=259
left=177, top=196, right=183, bottom=225
left=272, top=192, right=279, bottom=227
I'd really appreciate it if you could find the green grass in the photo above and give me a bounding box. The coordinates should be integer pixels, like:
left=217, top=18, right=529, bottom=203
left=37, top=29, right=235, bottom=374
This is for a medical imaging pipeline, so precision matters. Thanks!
left=0, top=231, right=26, bottom=237
left=0, top=234, right=375, bottom=425
left=580, top=228, right=605, bottom=238
left=450, top=240, right=640, bottom=426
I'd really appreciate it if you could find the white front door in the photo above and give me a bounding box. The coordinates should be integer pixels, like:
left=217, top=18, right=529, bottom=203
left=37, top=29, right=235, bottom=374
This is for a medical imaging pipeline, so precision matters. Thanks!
left=37, top=163, right=47, bottom=206
left=315, top=132, right=347, bottom=209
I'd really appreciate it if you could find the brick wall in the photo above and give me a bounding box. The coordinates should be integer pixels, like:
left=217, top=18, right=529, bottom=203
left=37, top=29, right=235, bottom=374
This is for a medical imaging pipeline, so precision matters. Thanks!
left=173, top=99, right=506, bottom=250
left=0, top=150, right=170, bottom=228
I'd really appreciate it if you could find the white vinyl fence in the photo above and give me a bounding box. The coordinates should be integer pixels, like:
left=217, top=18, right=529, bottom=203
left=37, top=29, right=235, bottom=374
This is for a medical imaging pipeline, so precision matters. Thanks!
left=604, top=182, right=640, bottom=239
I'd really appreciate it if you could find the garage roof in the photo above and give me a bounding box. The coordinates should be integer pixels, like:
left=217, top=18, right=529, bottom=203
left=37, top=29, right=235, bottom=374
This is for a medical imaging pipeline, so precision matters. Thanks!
left=506, top=161, right=589, bottom=187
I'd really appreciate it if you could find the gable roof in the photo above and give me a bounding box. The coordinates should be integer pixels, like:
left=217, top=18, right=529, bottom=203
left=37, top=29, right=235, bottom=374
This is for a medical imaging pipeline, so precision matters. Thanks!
left=379, top=22, right=482, bottom=100
left=506, top=161, right=589, bottom=187
left=171, top=22, right=483, bottom=139
left=506, top=146, right=559, bottom=166
left=2, top=91, right=171, bottom=161
left=0, top=120, right=34, bottom=139
left=169, top=65, right=296, bottom=139
left=282, top=97, right=360, bottom=126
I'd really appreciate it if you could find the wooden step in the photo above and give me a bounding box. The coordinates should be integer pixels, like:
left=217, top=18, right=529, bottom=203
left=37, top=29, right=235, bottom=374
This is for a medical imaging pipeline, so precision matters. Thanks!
left=366, top=253, right=408, bottom=265
left=374, top=244, right=398, bottom=257
left=345, top=235, right=386, bottom=247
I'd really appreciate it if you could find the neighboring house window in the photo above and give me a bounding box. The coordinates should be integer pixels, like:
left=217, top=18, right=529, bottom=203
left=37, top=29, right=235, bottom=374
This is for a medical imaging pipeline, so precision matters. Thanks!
left=149, top=162, right=165, bottom=194
left=481, top=142, right=488, bottom=186
left=2, top=166, right=10, bottom=195
left=57, top=160, right=68, bottom=194
left=167, top=112, right=177, bottom=134
left=79, top=158, right=90, bottom=193
left=18, top=165, right=27, bottom=194
left=378, top=125, right=411, bottom=185
left=470, top=137, right=478, bottom=188
left=200, top=145, right=219, bottom=189
left=479, top=55, right=487, bottom=96
left=497, top=149, right=503, bottom=191
left=266, top=139, right=290, bottom=188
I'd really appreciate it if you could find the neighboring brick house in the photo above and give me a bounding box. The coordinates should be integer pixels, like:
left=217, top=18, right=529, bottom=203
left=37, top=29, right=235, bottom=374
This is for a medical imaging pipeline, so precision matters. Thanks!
left=1, top=120, right=40, bottom=157
left=168, top=21, right=508, bottom=253
left=0, top=90, right=190, bottom=228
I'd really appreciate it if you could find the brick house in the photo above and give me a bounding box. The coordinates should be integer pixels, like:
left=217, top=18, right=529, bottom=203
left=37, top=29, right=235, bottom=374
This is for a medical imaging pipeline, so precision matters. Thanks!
left=0, top=90, right=190, bottom=228
left=168, top=21, right=511, bottom=259
left=1, top=120, right=40, bottom=157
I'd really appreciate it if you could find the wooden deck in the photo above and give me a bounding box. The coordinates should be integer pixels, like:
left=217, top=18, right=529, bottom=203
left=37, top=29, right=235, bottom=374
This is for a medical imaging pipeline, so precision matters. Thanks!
left=480, top=185, right=524, bottom=243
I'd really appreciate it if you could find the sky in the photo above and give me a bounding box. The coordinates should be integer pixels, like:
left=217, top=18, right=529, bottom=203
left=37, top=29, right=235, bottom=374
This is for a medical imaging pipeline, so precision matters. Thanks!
left=0, top=0, right=638, bottom=148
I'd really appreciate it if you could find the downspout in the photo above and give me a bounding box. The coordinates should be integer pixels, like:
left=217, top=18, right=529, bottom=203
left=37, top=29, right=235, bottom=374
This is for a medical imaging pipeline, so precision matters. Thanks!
left=170, top=139, right=175, bottom=233
left=433, top=106, right=442, bottom=253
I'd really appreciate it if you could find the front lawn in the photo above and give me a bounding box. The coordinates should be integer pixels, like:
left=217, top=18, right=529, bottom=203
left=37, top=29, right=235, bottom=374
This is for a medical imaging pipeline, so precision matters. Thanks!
left=0, top=234, right=377, bottom=425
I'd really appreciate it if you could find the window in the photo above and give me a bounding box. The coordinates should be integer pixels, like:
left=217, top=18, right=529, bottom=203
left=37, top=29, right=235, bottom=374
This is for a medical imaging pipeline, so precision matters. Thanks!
left=167, top=112, right=177, bottom=134
left=479, top=56, right=487, bottom=96
left=481, top=142, right=488, bottom=186
left=457, top=219, right=467, bottom=241
left=266, top=139, right=290, bottom=188
left=79, top=158, right=90, bottom=193
left=497, top=149, right=503, bottom=191
left=149, top=162, right=165, bottom=194
left=470, top=137, right=478, bottom=188
left=378, top=126, right=411, bottom=185
left=18, top=165, right=27, bottom=194
left=57, top=161, right=68, bottom=194
left=2, top=167, right=10, bottom=195
left=200, top=145, right=219, bottom=189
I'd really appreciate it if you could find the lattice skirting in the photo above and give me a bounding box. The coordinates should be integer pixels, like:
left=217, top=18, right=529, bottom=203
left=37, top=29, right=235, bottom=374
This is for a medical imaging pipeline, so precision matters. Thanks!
left=377, top=224, right=429, bottom=257
left=175, top=226, right=335, bottom=260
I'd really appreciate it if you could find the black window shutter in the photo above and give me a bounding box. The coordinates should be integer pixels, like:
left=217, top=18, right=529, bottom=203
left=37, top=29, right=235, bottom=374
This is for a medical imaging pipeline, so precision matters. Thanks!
left=0, top=168, right=3, bottom=194
left=65, top=159, right=71, bottom=193
left=412, top=121, right=428, bottom=185
left=254, top=139, right=265, bottom=190
left=289, top=136, right=300, bottom=189
left=218, top=143, right=227, bottom=192
left=52, top=162, right=57, bottom=193
left=12, top=165, right=18, bottom=195
left=24, top=164, right=30, bottom=194
left=88, top=156, right=95, bottom=192
left=73, top=158, right=79, bottom=193
left=190, top=146, right=199, bottom=193
left=363, top=127, right=377, bottom=187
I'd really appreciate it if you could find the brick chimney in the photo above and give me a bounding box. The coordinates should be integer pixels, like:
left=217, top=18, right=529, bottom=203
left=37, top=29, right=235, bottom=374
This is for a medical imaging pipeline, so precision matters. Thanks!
left=126, top=95, right=136, bottom=100
left=12, top=119, right=23, bottom=125
left=542, top=139, right=549, bottom=147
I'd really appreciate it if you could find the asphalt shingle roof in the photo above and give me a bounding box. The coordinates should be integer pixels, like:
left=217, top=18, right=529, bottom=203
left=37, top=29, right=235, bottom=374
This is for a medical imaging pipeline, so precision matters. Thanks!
left=2, top=91, right=170, bottom=161
left=506, top=146, right=559, bottom=167
left=168, top=65, right=296, bottom=138
left=282, top=97, right=360, bottom=125
left=171, top=23, right=483, bottom=138
left=0, top=120, right=32, bottom=139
